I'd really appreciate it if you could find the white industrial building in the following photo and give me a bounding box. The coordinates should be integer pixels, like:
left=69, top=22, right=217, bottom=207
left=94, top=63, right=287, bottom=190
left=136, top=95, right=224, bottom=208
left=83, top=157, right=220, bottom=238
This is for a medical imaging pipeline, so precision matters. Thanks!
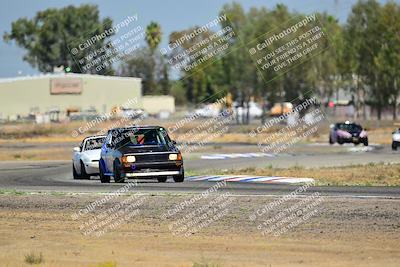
left=0, top=73, right=175, bottom=121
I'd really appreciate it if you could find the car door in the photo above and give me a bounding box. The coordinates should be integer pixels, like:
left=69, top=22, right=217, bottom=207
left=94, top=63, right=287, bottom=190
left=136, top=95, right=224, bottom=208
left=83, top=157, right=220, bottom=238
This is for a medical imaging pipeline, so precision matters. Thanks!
left=104, top=133, right=114, bottom=173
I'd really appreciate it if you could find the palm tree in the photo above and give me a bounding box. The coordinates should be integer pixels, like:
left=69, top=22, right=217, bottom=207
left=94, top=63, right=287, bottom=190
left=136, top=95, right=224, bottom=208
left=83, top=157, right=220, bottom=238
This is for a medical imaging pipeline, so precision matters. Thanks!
left=144, top=22, right=162, bottom=94
left=145, top=21, right=162, bottom=55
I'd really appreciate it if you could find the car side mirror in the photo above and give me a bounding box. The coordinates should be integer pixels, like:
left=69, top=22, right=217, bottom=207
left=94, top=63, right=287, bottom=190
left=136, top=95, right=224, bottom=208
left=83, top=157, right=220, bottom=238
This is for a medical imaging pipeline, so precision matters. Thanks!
left=73, top=147, right=80, bottom=152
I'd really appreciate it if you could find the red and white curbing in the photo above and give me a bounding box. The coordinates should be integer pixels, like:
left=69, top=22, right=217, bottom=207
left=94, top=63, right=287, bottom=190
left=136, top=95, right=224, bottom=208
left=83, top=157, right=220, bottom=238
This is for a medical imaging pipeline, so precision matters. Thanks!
left=201, top=153, right=275, bottom=160
left=187, top=175, right=315, bottom=184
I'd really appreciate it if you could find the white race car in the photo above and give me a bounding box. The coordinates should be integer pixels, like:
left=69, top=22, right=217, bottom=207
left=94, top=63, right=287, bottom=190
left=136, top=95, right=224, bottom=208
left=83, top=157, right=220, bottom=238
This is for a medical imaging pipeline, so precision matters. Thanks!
left=392, top=129, right=400, bottom=150
left=72, top=135, right=106, bottom=179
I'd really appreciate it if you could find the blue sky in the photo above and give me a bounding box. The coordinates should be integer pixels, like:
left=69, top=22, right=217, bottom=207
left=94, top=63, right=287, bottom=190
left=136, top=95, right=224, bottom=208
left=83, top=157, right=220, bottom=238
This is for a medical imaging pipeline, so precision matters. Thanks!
left=0, top=0, right=395, bottom=78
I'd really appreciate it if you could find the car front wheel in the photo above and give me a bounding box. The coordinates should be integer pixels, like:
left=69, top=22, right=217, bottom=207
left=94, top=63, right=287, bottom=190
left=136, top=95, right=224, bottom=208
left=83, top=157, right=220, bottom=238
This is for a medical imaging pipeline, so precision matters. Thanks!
left=329, top=135, right=334, bottom=145
left=392, top=142, right=397, bottom=150
left=73, top=164, right=81, bottom=180
left=173, top=168, right=184, bottom=183
left=173, top=175, right=184, bottom=182
left=80, top=161, right=90, bottom=180
left=363, top=138, right=369, bottom=146
left=99, top=160, right=110, bottom=183
left=113, top=161, right=125, bottom=183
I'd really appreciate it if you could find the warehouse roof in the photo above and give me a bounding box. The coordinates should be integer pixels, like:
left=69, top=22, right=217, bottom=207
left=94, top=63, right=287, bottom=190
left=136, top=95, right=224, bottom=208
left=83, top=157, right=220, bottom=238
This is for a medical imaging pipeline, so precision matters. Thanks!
left=0, top=73, right=141, bottom=84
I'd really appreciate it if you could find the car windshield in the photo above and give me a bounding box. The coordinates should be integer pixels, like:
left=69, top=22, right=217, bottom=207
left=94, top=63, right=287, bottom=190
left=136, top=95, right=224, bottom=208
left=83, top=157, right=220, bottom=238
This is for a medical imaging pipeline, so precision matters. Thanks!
left=115, top=128, right=168, bottom=148
left=84, top=137, right=105, bottom=150
left=337, top=123, right=362, bottom=132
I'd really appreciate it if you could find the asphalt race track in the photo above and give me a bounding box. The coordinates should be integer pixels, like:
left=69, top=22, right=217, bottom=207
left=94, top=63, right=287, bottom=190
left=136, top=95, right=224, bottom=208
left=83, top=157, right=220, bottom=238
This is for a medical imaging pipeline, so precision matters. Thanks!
left=0, top=143, right=399, bottom=197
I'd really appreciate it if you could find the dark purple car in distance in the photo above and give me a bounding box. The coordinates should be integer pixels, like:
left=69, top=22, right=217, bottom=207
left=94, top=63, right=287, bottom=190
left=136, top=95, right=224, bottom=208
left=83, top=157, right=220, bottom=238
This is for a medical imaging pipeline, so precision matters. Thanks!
left=329, top=121, right=368, bottom=146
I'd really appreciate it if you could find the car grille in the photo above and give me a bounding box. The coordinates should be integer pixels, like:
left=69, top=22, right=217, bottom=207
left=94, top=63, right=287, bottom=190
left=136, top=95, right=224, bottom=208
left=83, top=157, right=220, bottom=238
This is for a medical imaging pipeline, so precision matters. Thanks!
left=134, top=154, right=169, bottom=162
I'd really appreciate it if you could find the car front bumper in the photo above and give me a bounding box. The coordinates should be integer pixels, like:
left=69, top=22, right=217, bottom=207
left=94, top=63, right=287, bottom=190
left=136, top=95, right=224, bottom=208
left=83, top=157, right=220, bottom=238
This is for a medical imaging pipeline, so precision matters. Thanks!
left=121, top=161, right=183, bottom=178
left=125, top=170, right=180, bottom=177
left=338, top=136, right=367, bottom=143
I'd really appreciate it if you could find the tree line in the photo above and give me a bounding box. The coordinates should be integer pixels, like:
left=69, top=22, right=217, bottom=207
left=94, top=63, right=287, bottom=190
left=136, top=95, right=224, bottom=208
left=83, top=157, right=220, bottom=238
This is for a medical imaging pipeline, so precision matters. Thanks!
left=3, top=0, right=400, bottom=120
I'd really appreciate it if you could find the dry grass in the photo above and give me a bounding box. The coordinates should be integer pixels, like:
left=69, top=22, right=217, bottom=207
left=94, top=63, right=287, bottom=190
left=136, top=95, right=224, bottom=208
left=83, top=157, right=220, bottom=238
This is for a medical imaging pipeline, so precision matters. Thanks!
left=0, top=195, right=399, bottom=267
left=0, top=120, right=274, bottom=144
left=0, top=122, right=79, bottom=139
left=0, top=148, right=71, bottom=161
left=24, top=251, right=44, bottom=265
left=90, top=262, right=117, bottom=267
left=192, top=260, right=220, bottom=267
left=220, top=163, right=400, bottom=186
left=0, top=119, right=395, bottom=144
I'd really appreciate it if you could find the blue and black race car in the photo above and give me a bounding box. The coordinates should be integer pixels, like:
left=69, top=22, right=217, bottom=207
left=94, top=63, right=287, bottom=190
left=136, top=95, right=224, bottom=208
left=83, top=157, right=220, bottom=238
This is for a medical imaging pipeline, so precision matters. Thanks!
left=99, top=126, right=184, bottom=183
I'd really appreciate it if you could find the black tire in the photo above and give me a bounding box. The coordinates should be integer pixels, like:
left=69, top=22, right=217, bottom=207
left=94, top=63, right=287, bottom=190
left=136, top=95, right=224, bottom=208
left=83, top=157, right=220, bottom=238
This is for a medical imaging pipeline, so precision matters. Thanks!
left=173, top=168, right=184, bottom=183
left=363, top=138, right=369, bottom=146
left=329, top=135, right=334, bottom=145
left=80, top=161, right=90, bottom=180
left=338, top=139, right=344, bottom=145
left=173, top=175, right=184, bottom=183
left=113, top=160, right=125, bottom=183
left=157, top=176, right=167, bottom=183
left=72, top=164, right=81, bottom=180
left=392, top=142, right=397, bottom=151
left=99, top=160, right=110, bottom=183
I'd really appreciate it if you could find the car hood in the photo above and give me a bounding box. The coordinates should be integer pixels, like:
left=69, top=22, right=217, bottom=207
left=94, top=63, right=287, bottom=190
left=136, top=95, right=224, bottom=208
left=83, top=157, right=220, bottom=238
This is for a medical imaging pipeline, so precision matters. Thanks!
left=81, top=149, right=102, bottom=160
left=336, top=129, right=352, bottom=138
left=337, top=127, right=362, bottom=137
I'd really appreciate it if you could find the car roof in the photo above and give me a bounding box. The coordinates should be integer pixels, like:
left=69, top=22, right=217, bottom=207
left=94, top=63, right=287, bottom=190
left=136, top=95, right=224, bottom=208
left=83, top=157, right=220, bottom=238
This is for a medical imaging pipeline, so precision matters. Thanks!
left=108, top=125, right=164, bottom=133
left=83, top=135, right=107, bottom=141
left=336, top=122, right=360, bottom=126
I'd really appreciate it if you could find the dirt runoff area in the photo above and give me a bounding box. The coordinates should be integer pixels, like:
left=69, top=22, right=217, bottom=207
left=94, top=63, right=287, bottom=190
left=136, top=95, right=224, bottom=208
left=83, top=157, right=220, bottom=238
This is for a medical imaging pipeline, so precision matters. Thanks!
left=0, top=192, right=399, bottom=267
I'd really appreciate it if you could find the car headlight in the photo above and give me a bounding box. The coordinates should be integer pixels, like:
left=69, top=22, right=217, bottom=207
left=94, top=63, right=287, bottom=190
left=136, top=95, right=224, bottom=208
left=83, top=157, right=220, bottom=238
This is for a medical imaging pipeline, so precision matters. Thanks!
left=169, top=154, right=178, bottom=160
left=122, top=155, right=136, bottom=163
left=169, top=153, right=182, bottom=161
